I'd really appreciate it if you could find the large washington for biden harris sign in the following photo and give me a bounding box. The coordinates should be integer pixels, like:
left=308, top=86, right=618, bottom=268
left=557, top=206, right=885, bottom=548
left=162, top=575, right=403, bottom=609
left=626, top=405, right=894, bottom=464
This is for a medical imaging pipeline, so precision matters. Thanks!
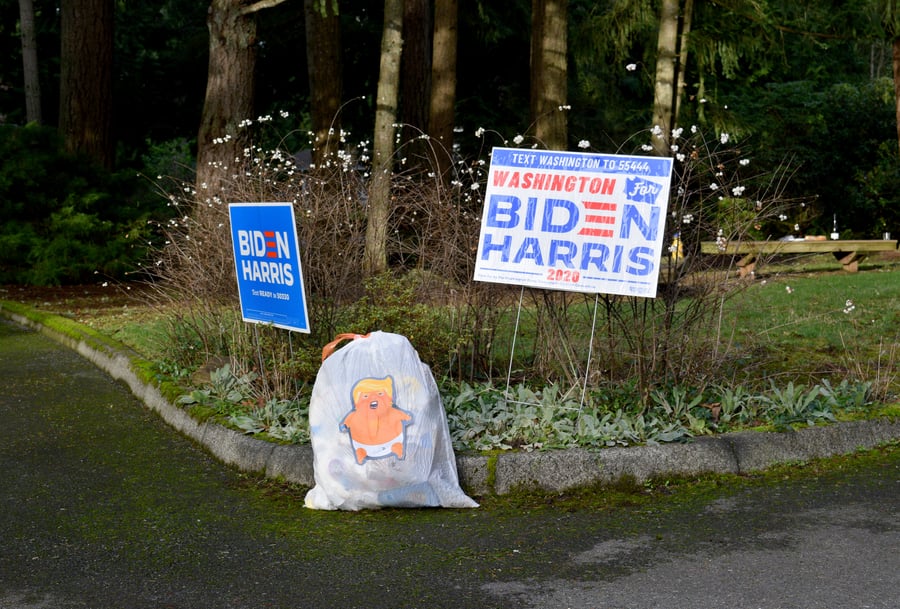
left=473, top=147, right=673, bottom=297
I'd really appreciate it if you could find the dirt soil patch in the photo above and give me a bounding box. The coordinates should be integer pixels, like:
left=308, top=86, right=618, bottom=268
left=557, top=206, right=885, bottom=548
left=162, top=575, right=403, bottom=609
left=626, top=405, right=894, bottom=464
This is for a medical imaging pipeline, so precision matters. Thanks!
left=0, top=283, right=156, bottom=316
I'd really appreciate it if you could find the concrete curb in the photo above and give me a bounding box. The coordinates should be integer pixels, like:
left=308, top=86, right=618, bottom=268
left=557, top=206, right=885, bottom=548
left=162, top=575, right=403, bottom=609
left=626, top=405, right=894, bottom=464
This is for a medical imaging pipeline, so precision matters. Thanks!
left=4, top=306, right=899, bottom=497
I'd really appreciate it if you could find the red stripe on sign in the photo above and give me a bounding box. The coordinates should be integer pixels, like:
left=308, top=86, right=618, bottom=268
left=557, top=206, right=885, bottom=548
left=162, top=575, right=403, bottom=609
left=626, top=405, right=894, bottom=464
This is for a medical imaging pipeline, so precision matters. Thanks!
left=578, top=228, right=614, bottom=237
left=583, top=201, right=616, bottom=211
left=585, top=214, right=616, bottom=225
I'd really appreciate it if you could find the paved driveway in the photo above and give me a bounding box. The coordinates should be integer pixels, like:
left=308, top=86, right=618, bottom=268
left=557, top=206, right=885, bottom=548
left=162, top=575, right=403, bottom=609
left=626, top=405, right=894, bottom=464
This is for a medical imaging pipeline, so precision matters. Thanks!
left=1, top=318, right=898, bottom=609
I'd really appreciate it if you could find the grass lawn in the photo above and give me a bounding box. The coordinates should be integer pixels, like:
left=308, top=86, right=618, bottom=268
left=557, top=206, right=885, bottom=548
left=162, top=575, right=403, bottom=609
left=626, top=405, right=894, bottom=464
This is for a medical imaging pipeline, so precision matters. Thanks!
left=720, top=263, right=899, bottom=394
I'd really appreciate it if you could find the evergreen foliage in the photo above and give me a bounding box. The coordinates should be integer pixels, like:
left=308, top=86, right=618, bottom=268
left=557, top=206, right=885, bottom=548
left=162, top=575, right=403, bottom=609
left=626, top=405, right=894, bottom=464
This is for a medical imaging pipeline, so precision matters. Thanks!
left=0, top=124, right=170, bottom=284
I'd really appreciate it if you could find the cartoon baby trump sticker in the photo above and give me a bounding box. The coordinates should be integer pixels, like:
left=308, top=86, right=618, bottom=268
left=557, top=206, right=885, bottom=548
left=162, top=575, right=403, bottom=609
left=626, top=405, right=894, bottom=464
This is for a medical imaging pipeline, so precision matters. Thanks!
left=340, top=376, right=413, bottom=465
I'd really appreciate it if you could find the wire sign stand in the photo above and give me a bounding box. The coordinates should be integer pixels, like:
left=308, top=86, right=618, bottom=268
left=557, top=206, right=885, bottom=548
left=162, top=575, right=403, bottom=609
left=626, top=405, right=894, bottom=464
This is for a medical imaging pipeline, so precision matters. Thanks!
left=502, top=287, right=602, bottom=410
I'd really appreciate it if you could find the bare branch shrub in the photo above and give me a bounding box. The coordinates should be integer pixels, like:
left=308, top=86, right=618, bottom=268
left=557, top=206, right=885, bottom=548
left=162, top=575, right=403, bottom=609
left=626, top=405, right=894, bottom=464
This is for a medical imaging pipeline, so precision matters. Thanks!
left=144, top=117, right=809, bottom=407
left=584, top=129, right=807, bottom=402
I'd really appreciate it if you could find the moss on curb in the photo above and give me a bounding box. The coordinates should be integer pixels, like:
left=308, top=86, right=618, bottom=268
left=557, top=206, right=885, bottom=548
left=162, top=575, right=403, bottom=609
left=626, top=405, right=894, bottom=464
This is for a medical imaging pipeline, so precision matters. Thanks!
left=874, top=403, right=900, bottom=418
left=1, top=300, right=195, bottom=421
left=485, top=453, right=498, bottom=489
left=3, top=300, right=110, bottom=349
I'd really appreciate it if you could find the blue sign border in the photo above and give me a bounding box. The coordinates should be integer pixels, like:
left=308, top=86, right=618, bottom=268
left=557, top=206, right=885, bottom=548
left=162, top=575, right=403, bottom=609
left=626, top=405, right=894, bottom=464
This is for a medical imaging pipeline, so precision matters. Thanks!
left=228, top=203, right=310, bottom=333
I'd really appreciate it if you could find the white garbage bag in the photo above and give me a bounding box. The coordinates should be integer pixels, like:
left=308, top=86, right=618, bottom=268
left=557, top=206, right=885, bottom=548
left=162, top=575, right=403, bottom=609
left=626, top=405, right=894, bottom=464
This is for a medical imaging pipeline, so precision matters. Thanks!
left=304, top=331, right=478, bottom=510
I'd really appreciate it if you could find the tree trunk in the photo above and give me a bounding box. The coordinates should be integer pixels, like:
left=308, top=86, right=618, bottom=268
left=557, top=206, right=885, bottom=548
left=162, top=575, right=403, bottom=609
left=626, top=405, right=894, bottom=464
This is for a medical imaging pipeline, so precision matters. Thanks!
left=893, top=36, right=900, bottom=157
left=428, top=0, right=458, bottom=181
left=530, top=0, right=568, bottom=150
left=673, top=0, right=692, bottom=126
left=304, top=0, right=342, bottom=167
left=196, top=0, right=258, bottom=198
left=399, top=0, right=431, bottom=169
left=364, top=0, right=404, bottom=277
left=650, top=0, right=679, bottom=156
left=58, top=0, right=114, bottom=168
left=18, top=0, right=41, bottom=125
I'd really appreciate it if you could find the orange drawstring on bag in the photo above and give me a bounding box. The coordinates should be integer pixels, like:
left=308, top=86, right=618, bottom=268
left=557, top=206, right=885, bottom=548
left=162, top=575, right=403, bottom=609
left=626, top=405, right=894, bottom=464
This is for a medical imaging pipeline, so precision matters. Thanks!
left=321, top=333, right=370, bottom=361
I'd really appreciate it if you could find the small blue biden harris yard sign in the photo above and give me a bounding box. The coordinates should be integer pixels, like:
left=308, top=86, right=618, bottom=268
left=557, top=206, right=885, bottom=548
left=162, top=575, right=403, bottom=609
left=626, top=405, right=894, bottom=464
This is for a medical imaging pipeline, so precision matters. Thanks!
left=228, top=203, right=310, bottom=333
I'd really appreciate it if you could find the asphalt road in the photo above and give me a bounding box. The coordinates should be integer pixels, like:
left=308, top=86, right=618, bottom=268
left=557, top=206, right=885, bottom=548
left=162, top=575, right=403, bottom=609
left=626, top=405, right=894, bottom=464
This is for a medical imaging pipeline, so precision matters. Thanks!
left=1, top=318, right=898, bottom=609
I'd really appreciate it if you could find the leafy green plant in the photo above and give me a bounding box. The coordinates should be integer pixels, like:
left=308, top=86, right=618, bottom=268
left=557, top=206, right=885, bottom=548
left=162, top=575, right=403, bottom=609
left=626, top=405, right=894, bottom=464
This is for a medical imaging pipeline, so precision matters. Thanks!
left=819, top=379, right=872, bottom=412
left=230, top=397, right=310, bottom=443
left=711, top=383, right=761, bottom=426
left=650, top=386, right=703, bottom=419
left=442, top=381, right=691, bottom=451
left=649, top=386, right=712, bottom=435
left=155, top=359, right=192, bottom=382
left=177, top=363, right=258, bottom=417
left=759, top=381, right=835, bottom=429
left=573, top=411, right=624, bottom=448
left=165, top=370, right=886, bottom=452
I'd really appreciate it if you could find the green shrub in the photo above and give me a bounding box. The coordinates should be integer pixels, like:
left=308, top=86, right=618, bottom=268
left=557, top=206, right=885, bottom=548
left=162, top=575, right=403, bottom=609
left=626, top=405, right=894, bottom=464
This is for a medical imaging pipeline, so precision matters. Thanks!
left=0, top=124, right=168, bottom=285
left=330, top=272, right=467, bottom=373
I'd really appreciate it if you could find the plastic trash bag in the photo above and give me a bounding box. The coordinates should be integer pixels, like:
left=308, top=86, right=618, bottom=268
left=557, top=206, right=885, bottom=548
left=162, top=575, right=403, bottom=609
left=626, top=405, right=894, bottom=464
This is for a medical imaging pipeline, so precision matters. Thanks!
left=304, top=331, right=478, bottom=510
